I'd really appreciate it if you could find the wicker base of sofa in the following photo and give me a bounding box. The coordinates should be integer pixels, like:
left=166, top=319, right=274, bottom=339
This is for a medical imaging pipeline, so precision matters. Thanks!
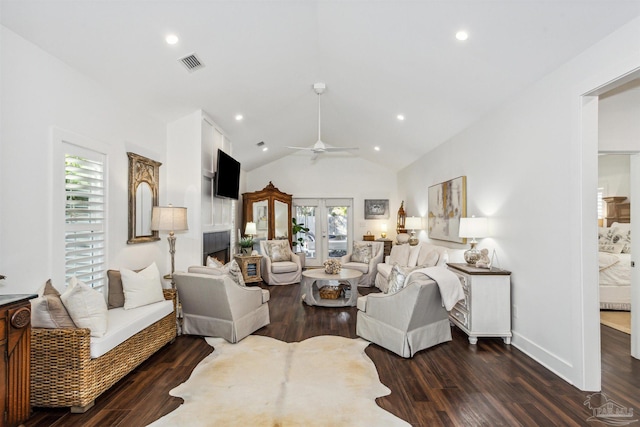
left=30, top=290, right=177, bottom=410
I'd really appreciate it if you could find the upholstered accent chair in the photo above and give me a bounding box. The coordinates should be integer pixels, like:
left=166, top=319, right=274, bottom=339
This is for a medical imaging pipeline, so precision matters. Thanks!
left=172, top=271, right=270, bottom=343
left=356, top=274, right=451, bottom=358
left=259, top=240, right=302, bottom=285
left=339, top=241, right=384, bottom=287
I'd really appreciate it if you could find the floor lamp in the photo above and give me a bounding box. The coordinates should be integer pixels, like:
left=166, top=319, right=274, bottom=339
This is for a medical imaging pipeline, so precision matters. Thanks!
left=151, top=205, right=189, bottom=286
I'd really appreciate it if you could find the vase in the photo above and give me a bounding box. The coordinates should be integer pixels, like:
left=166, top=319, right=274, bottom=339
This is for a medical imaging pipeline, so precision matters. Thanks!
left=241, top=247, right=251, bottom=255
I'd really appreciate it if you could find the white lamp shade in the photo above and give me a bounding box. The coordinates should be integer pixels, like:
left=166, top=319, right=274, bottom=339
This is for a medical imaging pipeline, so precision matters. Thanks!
left=151, top=206, right=188, bottom=232
left=459, top=216, right=488, bottom=238
left=404, top=216, right=422, bottom=231
left=245, top=222, right=257, bottom=236
left=380, top=223, right=387, bottom=232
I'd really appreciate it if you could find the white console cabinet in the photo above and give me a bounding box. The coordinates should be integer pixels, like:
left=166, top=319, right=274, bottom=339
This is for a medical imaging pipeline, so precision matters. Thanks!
left=447, top=263, right=512, bottom=345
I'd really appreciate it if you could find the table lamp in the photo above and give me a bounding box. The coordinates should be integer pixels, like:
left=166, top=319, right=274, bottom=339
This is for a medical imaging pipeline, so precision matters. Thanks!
left=380, top=223, right=387, bottom=239
left=244, top=222, right=257, bottom=239
left=151, top=205, right=189, bottom=282
left=458, top=216, right=489, bottom=265
left=404, top=216, right=422, bottom=246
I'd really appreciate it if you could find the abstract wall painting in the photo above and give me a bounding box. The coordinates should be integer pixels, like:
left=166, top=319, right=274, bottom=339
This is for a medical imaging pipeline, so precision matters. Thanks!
left=428, top=176, right=467, bottom=243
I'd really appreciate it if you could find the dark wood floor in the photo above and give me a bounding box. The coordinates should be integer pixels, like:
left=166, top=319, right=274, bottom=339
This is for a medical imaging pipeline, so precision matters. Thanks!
left=25, top=283, right=639, bottom=427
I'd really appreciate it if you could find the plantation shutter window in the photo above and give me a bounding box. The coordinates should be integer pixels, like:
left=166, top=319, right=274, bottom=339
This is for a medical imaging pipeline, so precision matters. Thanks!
left=65, top=147, right=106, bottom=292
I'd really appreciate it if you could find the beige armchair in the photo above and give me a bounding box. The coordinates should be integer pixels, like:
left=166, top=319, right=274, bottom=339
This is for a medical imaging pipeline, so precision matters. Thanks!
left=172, top=271, right=270, bottom=343
left=356, top=273, right=451, bottom=357
left=260, top=240, right=302, bottom=285
left=340, top=241, right=384, bottom=287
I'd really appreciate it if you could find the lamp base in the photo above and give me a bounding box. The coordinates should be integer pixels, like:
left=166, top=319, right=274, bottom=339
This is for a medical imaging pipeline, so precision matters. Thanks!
left=408, top=231, right=419, bottom=246
left=464, top=241, right=481, bottom=265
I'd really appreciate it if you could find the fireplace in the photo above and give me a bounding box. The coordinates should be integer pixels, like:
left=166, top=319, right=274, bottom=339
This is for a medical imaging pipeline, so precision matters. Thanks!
left=203, top=230, right=231, bottom=265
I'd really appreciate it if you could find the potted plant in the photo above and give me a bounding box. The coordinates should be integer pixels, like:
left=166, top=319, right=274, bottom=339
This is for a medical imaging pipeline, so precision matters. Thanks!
left=291, top=218, right=310, bottom=267
left=239, top=236, right=254, bottom=255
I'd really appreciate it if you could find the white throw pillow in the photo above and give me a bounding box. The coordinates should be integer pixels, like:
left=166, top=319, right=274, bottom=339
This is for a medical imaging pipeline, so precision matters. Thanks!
left=206, top=256, right=224, bottom=268
left=60, top=276, right=108, bottom=337
left=386, top=264, right=409, bottom=294
left=120, top=262, right=165, bottom=310
left=389, top=244, right=410, bottom=266
left=351, top=242, right=373, bottom=263
left=407, top=245, right=421, bottom=267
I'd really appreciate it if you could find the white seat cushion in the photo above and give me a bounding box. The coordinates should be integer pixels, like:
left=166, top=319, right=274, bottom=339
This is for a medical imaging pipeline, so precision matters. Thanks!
left=271, top=261, right=298, bottom=274
left=90, top=299, right=173, bottom=359
left=342, top=262, right=370, bottom=274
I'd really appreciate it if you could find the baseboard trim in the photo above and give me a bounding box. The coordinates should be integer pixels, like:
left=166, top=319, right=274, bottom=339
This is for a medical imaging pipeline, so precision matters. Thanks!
left=511, top=331, right=575, bottom=387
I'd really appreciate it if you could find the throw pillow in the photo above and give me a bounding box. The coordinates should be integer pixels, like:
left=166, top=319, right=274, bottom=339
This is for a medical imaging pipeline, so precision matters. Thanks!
left=60, top=276, right=108, bottom=337
left=225, top=259, right=246, bottom=287
left=407, top=245, right=421, bottom=267
left=599, top=243, right=625, bottom=254
left=598, top=227, right=617, bottom=245
left=31, top=279, right=77, bottom=329
left=351, top=242, right=373, bottom=264
left=609, top=229, right=631, bottom=254
left=107, top=269, right=126, bottom=309
left=386, top=264, right=409, bottom=294
left=120, top=262, right=165, bottom=310
left=207, top=256, right=224, bottom=268
left=268, top=241, right=291, bottom=262
left=388, top=244, right=410, bottom=266
left=421, top=250, right=440, bottom=267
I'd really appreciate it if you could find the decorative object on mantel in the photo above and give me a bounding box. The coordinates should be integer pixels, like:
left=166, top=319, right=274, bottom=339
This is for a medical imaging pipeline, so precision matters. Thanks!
left=364, top=199, right=390, bottom=219
left=324, top=259, right=342, bottom=274
left=127, top=152, right=161, bottom=244
left=405, top=216, right=422, bottom=246
left=151, top=205, right=189, bottom=285
left=428, top=176, right=467, bottom=243
left=458, top=215, right=489, bottom=265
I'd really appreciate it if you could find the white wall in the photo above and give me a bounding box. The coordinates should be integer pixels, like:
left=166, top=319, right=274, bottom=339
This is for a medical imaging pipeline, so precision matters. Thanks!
left=247, top=153, right=399, bottom=241
left=398, top=16, right=640, bottom=390
left=598, top=155, right=630, bottom=199
left=0, top=27, right=168, bottom=293
left=599, top=81, right=640, bottom=152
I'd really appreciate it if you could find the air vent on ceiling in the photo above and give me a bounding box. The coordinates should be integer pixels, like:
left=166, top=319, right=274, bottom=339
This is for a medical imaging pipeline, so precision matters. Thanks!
left=178, top=53, right=205, bottom=72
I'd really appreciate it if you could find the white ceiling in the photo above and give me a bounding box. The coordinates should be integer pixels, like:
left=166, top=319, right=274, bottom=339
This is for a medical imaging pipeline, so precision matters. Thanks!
left=2, top=1, right=640, bottom=171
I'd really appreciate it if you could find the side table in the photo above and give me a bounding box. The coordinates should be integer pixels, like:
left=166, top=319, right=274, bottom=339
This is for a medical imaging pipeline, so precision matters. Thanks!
left=234, top=254, right=263, bottom=284
left=447, top=263, right=512, bottom=345
left=376, top=238, right=393, bottom=259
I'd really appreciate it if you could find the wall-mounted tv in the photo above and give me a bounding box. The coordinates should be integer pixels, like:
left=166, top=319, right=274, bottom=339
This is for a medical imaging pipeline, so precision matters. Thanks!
left=214, top=149, right=241, bottom=200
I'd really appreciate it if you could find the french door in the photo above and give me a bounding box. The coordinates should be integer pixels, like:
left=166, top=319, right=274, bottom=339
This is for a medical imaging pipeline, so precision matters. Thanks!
left=292, top=198, right=353, bottom=267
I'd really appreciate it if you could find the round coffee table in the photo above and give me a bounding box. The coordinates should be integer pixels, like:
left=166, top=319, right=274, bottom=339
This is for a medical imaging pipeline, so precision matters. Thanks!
left=301, top=268, right=363, bottom=307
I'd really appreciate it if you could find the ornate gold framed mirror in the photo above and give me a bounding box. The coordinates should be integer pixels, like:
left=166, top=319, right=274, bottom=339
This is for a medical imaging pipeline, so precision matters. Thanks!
left=127, top=152, right=162, bottom=244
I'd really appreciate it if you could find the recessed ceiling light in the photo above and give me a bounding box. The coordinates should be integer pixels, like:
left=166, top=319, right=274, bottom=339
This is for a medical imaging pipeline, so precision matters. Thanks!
left=374, top=146, right=381, bottom=151
left=235, top=114, right=243, bottom=121
left=397, top=114, right=405, bottom=121
left=456, top=31, right=469, bottom=41
left=262, top=147, right=269, bottom=152
left=166, top=34, right=179, bottom=45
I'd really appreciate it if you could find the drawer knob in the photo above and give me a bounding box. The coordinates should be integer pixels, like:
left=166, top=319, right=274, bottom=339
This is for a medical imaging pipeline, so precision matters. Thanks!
left=11, top=307, right=31, bottom=329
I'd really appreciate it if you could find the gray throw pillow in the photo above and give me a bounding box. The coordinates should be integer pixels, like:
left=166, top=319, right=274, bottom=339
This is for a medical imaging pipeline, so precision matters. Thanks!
left=31, top=279, right=77, bottom=329
left=351, top=242, right=373, bottom=263
left=386, top=264, right=408, bottom=294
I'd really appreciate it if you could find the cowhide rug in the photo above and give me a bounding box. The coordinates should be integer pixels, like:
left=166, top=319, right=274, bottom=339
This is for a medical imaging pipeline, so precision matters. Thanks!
left=148, top=335, right=410, bottom=427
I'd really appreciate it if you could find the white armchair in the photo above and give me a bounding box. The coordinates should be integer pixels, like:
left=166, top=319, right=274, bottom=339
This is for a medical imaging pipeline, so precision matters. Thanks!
left=340, top=241, right=384, bottom=287
left=259, top=240, right=302, bottom=285
left=356, top=273, right=451, bottom=357
left=172, top=271, right=270, bottom=343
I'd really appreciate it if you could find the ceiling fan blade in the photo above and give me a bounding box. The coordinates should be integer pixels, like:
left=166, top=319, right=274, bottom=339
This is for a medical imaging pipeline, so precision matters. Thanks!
left=323, top=147, right=360, bottom=152
left=286, top=146, right=316, bottom=151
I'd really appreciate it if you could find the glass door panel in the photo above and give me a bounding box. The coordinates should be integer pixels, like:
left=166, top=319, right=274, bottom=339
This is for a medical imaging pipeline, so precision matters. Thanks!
left=327, top=206, right=348, bottom=258
left=293, top=198, right=352, bottom=267
left=253, top=200, right=269, bottom=240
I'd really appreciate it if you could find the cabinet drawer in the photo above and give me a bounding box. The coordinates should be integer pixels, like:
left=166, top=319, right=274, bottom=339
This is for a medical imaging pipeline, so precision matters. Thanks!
left=450, top=306, right=469, bottom=329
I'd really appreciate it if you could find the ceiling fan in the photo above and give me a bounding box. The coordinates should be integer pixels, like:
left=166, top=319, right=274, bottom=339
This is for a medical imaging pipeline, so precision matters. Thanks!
left=287, top=83, right=359, bottom=158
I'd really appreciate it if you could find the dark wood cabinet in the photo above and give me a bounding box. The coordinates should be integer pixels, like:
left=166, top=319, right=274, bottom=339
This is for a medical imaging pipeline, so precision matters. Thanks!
left=242, top=182, right=293, bottom=247
left=1, top=294, right=35, bottom=427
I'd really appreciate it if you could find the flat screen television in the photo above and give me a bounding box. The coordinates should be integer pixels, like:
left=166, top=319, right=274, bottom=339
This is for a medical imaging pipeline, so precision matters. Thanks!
left=214, top=149, right=241, bottom=200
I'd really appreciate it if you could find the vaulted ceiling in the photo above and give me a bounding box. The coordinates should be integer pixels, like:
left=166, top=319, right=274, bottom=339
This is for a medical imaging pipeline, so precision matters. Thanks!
left=2, top=1, right=639, bottom=171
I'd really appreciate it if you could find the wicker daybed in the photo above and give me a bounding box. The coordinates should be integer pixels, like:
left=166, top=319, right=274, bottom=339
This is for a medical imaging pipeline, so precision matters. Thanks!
left=30, top=289, right=176, bottom=413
